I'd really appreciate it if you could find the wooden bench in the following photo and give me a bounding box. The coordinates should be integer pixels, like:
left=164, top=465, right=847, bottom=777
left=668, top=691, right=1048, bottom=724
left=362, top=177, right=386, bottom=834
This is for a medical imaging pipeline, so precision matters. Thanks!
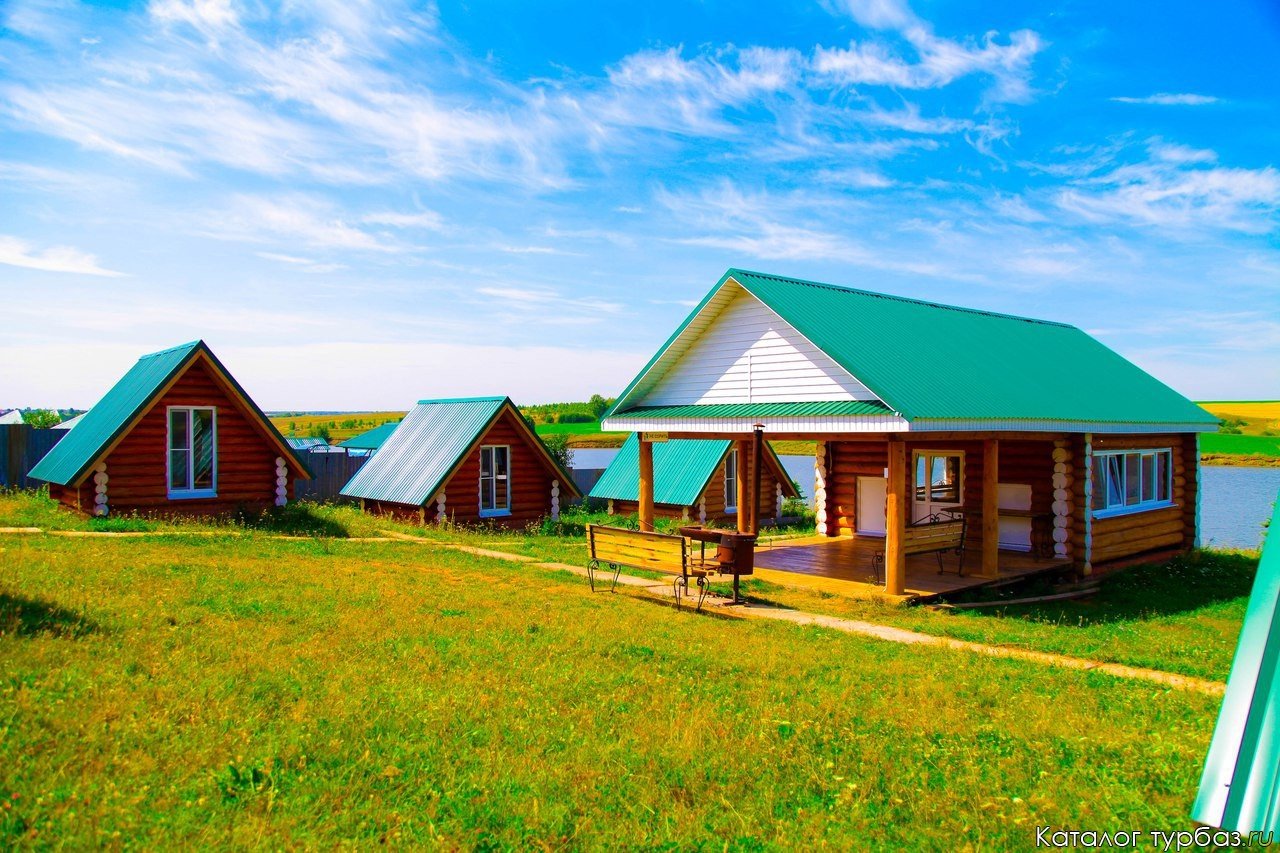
left=871, top=513, right=967, bottom=583
left=587, top=524, right=713, bottom=611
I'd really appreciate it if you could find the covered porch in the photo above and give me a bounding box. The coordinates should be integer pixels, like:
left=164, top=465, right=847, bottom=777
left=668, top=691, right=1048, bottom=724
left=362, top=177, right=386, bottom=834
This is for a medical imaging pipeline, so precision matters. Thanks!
left=751, top=533, right=1069, bottom=602
left=628, top=428, right=1076, bottom=598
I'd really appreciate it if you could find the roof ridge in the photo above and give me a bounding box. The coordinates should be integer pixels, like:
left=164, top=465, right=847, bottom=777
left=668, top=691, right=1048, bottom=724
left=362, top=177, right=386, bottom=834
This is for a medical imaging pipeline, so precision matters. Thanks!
left=139, top=340, right=203, bottom=359
left=727, top=268, right=1076, bottom=329
left=415, top=396, right=509, bottom=405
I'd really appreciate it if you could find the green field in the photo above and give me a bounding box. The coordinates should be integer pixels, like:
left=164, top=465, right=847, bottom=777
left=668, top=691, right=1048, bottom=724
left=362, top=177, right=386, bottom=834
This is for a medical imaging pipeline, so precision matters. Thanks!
left=0, top=492, right=1248, bottom=846
left=1199, top=432, right=1280, bottom=458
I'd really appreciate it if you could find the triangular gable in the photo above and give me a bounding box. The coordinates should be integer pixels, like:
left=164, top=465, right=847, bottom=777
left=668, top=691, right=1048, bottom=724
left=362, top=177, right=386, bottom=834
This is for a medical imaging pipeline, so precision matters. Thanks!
left=30, top=341, right=311, bottom=487
left=612, top=279, right=885, bottom=414
left=341, top=397, right=580, bottom=506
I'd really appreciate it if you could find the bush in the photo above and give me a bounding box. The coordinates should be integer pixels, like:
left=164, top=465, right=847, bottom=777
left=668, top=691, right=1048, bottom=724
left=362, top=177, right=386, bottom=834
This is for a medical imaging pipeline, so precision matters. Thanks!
left=556, top=412, right=596, bottom=424
left=541, top=433, right=574, bottom=471
left=21, top=409, right=61, bottom=429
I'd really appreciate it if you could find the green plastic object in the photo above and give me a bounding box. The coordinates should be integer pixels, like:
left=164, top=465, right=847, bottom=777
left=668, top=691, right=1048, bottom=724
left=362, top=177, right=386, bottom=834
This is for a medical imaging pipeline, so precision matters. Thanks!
left=1193, top=495, right=1280, bottom=833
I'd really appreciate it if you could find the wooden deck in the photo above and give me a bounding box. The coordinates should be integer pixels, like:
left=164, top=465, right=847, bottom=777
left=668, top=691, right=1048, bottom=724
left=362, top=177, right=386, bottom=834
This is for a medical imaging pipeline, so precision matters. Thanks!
left=751, top=535, right=1071, bottom=601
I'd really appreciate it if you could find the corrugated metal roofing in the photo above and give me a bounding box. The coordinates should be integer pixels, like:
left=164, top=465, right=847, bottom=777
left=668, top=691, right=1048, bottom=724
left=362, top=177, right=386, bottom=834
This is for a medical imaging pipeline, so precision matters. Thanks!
left=611, top=269, right=1217, bottom=426
left=29, top=341, right=312, bottom=486
left=620, top=401, right=895, bottom=419
left=589, top=433, right=799, bottom=506
left=287, top=437, right=329, bottom=450
left=339, top=421, right=399, bottom=451
left=341, top=397, right=505, bottom=505
left=339, top=397, right=581, bottom=506
left=1193, top=496, right=1280, bottom=833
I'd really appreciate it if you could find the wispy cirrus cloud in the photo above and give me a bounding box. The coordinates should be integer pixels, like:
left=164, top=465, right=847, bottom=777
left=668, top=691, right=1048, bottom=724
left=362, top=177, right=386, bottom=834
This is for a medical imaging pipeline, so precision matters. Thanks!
left=815, top=0, right=1043, bottom=104
left=1056, top=142, right=1280, bottom=233
left=0, top=235, right=125, bottom=277
left=1111, top=93, right=1219, bottom=106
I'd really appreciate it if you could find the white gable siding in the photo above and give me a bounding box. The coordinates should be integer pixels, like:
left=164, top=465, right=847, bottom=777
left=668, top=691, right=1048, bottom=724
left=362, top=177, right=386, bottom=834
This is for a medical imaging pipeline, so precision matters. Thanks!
left=642, top=288, right=880, bottom=406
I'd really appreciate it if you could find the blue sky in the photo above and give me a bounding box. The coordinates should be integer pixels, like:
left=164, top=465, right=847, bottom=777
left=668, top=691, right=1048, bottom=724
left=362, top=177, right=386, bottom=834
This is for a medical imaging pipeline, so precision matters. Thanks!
left=1, top=0, right=1277, bottom=409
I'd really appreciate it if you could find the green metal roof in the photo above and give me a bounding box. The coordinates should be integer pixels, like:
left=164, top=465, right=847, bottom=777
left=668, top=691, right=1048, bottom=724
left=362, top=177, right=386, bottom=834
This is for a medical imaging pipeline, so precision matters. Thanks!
left=30, top=340, right=312, bottom=486
left=340, top=397, right=579, bottom=506
left=611, top=269, right=1217, bottom=426
left=1193, top=496, right=1280, bottom=833
left=589, top=433, right=798, bottom=506
left=338, top=421, right=399, bottom=451
left=616, top=401, right=895, bottom=420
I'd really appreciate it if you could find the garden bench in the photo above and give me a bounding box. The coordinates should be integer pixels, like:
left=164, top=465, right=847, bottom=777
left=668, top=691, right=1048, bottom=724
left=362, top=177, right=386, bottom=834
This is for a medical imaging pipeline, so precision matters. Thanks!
left=586, top=524, right=713, bottom=611
left=870, top=513, right=967, bottom=583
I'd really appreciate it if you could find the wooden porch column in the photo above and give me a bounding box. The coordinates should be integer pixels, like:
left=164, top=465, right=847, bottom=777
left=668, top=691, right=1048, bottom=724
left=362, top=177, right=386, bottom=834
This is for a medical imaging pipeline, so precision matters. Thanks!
left=885, top=440, right=907, bottom=595
left=637, top=434, right=655, bottom=532
left=736, top=439, right=751, bottom=533
left=749, top=425, right=764, bottom=535
left=981, top=439, right=1000, bottom=578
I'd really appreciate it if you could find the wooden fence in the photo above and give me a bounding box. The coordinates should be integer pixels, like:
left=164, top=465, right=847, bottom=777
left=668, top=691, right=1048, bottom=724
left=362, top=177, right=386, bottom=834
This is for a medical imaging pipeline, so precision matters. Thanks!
left=294, top=452, right=369, bottom=503
left=0, top=424, right=65, bottom=489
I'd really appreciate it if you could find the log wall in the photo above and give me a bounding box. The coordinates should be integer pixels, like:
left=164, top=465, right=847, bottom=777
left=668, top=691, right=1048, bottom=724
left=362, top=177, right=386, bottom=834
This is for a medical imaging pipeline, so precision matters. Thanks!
left=436, top=409, right=557, bottom=529
left=1087, top=433, right=1197, bottom=566
left=826, top=438, right=1056, bottom=545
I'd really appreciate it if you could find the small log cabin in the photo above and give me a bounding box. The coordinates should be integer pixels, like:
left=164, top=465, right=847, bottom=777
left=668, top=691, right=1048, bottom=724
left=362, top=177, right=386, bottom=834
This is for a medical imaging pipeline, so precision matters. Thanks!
left=589, top=434, right=798, bottom=524
left=340, top=396, right=580, bottom=528
left=602, top=269, right=1219, bottom=595
left=30, top=340, right=312, bottom=516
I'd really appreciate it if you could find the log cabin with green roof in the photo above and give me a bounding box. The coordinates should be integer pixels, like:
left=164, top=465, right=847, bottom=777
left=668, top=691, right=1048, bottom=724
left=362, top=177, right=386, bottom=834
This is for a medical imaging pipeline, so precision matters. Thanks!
left=340, top=397, right=580, bottom=528
left=589, top=434, right=798, bottom=525
left=601, top=269, right=1219, bottom=599
left=30, top=341, right=311, bottom=517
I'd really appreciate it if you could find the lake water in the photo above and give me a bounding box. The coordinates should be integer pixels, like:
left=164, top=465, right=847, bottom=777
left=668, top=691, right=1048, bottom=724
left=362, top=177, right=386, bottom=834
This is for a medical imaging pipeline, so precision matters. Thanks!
left=1201, top=466, right=1279, bottom=551
left=570, top=447, right=1277, bottom=551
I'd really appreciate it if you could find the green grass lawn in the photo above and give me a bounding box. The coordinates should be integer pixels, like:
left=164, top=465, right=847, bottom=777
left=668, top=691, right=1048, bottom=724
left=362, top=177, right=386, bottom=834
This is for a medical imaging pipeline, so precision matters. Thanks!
left=2, top=518, right=1222, bottom=847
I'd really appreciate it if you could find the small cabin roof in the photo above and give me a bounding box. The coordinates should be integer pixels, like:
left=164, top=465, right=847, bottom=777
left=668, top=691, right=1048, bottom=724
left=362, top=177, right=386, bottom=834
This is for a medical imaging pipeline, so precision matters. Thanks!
left=338, top=421, right=399, bottom=451
left=29, top=341, right=312, bottom=486
left=340, top=396, right=580, bottom=506
left=607, top=269, right=1218, bottom=430
left=589, top=433, right=798, bottom=506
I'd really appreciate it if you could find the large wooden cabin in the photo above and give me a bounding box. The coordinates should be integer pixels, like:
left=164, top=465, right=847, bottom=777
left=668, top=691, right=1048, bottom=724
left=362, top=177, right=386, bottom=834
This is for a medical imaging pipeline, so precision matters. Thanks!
left=602, top=269, right=1219, bottom=595
left=589, top=434, right=798, bottom=524
left=341, top=396, right=580, bottom=528
left=30, top=341, right=311, bottom=517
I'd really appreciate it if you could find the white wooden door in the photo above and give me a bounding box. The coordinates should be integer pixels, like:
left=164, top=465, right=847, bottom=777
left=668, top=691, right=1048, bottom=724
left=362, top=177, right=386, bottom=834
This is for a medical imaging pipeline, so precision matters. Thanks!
left=856, top=476, right=887, bottom=536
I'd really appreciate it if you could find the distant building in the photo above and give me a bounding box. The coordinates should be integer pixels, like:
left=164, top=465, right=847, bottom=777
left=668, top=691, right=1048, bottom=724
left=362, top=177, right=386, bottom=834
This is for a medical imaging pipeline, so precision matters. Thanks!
left=339, top=421, right=399, bottom=456
left=590, top=434, right=797, bottom=524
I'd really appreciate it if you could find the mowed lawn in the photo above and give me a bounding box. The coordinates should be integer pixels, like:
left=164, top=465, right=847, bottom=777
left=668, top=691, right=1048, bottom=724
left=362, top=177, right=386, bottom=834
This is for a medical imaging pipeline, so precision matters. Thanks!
left=3, top=525, right=1223, bottom=847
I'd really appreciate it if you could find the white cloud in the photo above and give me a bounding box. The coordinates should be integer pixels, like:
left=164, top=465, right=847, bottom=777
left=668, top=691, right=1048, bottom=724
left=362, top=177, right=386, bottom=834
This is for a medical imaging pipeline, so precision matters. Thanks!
left=362, top=211, right=445, bottom=230
left=254, top=251, right=347, bottom=273
left=1058, top=155, right=1280, bottom=233
left=211, top=195, right=408, bottom=252
left=1111, top=93, right=1219, bottom=106
left=814, top=0, right=1043, bottom=104
left=0, top=235, right=125, bottom=277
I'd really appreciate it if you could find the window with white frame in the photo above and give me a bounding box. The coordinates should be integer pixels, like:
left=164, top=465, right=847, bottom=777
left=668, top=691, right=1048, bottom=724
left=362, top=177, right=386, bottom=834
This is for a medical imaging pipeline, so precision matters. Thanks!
left=1090, top=449, right=1173, bottom=515
left=480, top=445, right=510, bottom=515
left=724, top=449, right=738, bottom=512
left=168, top=407, right=216, bottom=498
